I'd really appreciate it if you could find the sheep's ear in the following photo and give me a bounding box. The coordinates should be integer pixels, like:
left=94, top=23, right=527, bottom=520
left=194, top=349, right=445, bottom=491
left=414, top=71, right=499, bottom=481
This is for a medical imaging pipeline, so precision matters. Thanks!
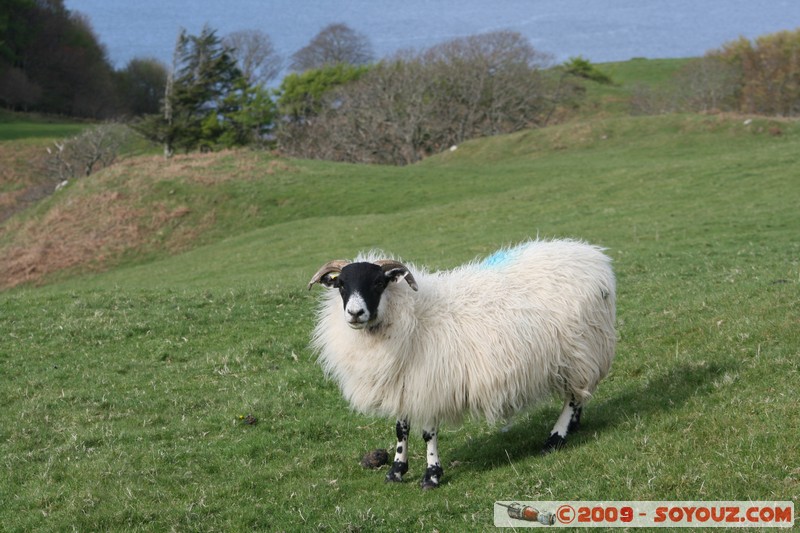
left=375, top=260, right=418, bottom=291
left=319, top=272, right=340, bottom=288
left=308, top=260, right=349, bottom=290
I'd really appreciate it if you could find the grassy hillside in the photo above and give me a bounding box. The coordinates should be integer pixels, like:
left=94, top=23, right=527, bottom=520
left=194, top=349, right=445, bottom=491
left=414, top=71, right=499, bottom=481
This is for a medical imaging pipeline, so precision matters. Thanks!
left=574, top=57, right=691, bottom=116
left=0, top=110, right=89, bottom=225
left=1, top=64, right=798, bottom=529
left=0, top=58, right=687, bottom=289
left=0, top=111, right=152, bottom=230
left=0, top=110, right=88, bottom=141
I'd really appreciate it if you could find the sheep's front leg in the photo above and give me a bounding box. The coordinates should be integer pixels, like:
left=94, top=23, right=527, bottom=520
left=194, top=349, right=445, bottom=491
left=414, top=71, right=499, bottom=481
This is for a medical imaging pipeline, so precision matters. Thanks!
left=542, top=397, right=583, bottom=454
left=385, top=419, right=409, bottom=482
left=420, top=427, right=443, bottom=489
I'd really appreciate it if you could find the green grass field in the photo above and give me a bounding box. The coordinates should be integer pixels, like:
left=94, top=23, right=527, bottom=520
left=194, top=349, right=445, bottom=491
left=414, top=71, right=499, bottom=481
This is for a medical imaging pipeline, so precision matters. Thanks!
left=0, top=110, right=88, bottom=141
left=1, top=70, right=799, bottom=529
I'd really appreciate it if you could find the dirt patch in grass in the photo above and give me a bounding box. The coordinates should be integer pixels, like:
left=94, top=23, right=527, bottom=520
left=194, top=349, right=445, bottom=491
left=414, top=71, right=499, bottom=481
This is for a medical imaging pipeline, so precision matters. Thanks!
left=0, top=186, right=207, bottom=289
left=0, top=150, right=293, bottom=289
left=1, top=190, right=144, bottom=287
left=0, top=157, right=168, bottom=289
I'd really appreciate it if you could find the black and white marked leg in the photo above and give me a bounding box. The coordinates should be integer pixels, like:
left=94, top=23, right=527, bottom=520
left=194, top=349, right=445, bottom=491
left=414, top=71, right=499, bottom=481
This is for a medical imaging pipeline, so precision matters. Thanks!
left=541, top=397, right=582, bottom=454
left=420, top=427, right=443, bottom=489
left=568, top=399, right=583, bottom=434
left=385, top=419, right=410, bottom=482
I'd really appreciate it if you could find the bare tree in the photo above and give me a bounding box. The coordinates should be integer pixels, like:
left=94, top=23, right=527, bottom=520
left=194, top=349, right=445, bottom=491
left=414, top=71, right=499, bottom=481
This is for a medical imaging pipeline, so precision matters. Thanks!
left=278, top=31, right=569, bottom=165
left=290, top=23, right=374, bottom=72
left=46, top=124, right=130, bottom=185
left=223, top=29, right=283, bottom=86
left=329, top=55, right=433, bottom=164
left=162, top=29, right=186, bottom=158
left=423, top=31, right=553, bottom=145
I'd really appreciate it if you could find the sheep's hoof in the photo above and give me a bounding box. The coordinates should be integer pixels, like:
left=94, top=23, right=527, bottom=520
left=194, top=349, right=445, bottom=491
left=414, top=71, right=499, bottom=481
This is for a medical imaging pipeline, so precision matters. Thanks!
left=385, top=460, right=408, bottom=483
left=541, top=433, right=567, bottom=455
left=420, top=465, right=443, bottom=489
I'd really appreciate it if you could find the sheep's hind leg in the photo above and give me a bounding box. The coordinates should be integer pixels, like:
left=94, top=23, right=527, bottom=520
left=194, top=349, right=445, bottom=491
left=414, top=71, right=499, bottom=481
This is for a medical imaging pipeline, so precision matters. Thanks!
left=385, top=419, right=410, bottom=482
left=541, top=397, right=582, bottom=454
left=420, top=427, right=444, bottom=489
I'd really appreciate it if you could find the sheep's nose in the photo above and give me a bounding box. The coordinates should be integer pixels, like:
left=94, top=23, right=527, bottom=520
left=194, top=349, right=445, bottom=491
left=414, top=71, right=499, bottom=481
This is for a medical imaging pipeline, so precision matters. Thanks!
left=348, top=308, right=365, bottom=318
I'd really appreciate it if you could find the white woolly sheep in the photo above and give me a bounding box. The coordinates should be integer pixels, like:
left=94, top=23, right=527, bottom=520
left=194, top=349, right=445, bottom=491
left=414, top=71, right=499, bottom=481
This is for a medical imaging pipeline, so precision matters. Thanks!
left=308, top=239, right=616, bottom=489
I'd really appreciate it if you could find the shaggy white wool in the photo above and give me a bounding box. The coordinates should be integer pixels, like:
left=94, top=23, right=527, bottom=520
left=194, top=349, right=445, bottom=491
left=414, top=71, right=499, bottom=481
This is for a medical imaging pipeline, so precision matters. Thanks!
left=311, top=239, right=616, bottom=429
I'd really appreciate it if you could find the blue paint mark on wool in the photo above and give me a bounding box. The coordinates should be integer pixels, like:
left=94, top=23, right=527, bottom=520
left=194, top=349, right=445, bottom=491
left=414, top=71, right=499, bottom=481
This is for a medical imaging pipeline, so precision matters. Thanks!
left=481, top=247, right=520, bottom=268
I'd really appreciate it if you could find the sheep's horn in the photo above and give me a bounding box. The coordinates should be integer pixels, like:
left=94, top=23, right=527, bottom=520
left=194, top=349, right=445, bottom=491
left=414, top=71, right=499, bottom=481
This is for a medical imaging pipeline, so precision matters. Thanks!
left=374, top=260, right=419, bottom=291
left=308, top=260, right=350, bottom=290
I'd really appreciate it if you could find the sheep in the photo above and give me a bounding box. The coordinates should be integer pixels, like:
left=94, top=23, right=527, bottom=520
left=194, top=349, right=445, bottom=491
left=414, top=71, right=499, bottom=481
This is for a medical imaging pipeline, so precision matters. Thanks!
left=307, top=239, right=616, bottom=489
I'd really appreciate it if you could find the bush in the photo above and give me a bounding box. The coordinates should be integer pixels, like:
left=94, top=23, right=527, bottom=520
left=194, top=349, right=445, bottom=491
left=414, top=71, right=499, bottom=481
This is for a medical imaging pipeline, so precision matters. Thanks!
left=712, top=29, right=800, bottom=116
left=276, top=31, right=578, bottom=165
left=670, top=56, right=740, bottom=113
left=276, top=63, right=371, bottom=121
left=46, top=123, right=130, bottom=183
left=628, top=29, right=800, bottom=118
left=564, top=56, right=614, bottom=85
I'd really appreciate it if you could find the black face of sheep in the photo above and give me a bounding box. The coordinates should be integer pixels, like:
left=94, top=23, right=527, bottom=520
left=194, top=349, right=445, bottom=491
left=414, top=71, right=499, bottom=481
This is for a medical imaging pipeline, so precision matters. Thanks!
left=308, top=260, right=418, bottom=330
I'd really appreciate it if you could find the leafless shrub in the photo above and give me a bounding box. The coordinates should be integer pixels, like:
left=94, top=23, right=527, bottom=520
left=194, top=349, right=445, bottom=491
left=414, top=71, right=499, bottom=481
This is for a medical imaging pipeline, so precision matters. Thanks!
left=629, top=83, right=656, bottom=116
left=422, top=31, right=553, bottom=143
left=279, top=31, right=566, bottom=165
left=672, top=56, right=740, bottom=113
left=46, top=123, right=130, bottom=185
left=331, top=56, right=434, bottom=164
left=628, top=58, right=739, bottom=117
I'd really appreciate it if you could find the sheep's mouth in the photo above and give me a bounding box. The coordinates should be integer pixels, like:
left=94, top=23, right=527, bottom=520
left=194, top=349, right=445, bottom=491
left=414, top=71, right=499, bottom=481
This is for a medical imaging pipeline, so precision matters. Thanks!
left=347, top=317, right=378, bottom=330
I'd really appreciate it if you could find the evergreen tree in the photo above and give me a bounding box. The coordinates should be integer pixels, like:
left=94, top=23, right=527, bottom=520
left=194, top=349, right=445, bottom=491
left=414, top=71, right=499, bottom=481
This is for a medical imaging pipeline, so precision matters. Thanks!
left=136, top=25, right=273, bottom=156
left=171, top=25, right=242, bottom=152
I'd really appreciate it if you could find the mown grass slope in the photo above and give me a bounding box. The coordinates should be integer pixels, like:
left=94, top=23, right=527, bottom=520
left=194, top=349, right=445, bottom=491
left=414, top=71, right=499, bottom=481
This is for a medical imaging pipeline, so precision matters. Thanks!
left=1, top=69, right=798, bottom=529
left=0, top=110, right=87, bottom=141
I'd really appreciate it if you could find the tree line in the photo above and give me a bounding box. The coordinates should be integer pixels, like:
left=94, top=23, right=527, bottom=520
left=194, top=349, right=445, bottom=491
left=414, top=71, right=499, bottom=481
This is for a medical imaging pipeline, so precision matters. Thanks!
left=3, top=0, right=800, bottom=167
left=0, top=1, right=368, bottom=121
left=1, top=0, right=124, bottom=117
left=278, top=32, right=590, bottom=165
